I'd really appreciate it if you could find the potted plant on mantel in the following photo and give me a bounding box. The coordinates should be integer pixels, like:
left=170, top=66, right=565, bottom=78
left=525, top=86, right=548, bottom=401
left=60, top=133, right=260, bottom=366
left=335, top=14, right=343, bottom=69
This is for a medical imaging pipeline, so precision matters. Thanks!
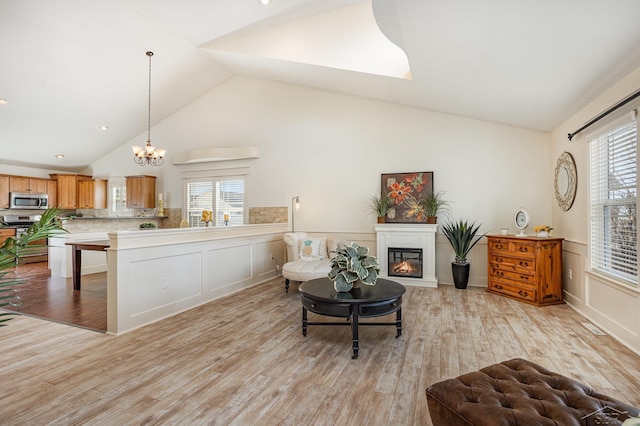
left=441, top=219, right=487, bottom=289
left=328, top=242, right=380, bottom=292
left=367, top=192, right=392, bottom=223
left=420, top=191, right=451, bottom=224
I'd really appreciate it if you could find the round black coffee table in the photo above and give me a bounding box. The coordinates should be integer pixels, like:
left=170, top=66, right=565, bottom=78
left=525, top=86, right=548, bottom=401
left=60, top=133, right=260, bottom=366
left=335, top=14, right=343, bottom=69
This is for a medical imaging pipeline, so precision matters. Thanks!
left=298, top=277, right=406, bottom=359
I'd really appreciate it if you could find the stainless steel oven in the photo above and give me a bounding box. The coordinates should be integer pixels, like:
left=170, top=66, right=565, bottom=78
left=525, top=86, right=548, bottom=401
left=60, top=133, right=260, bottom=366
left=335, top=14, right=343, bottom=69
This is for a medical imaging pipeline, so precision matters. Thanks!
left=2, top=215, right=48, bottom=263
left=9, top=192, right=48, bottom=210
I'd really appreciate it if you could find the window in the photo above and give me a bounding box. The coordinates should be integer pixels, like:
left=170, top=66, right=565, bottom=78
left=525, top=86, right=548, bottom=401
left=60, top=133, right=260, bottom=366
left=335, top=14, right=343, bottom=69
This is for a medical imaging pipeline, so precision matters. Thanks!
left=108, top=177, right=132, bottom=217
left=185, top=174, right=246, bottom=227
left=588, top=111, right=638, bottom=286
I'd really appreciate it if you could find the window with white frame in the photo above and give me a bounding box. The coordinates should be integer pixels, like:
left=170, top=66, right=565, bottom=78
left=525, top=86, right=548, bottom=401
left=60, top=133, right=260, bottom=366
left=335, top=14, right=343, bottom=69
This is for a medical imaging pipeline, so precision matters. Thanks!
left=588, top=110, right=638, bottom=286
left=108, top=177, right=133, bottom=217
left=184, top=169, right=246, bottom=227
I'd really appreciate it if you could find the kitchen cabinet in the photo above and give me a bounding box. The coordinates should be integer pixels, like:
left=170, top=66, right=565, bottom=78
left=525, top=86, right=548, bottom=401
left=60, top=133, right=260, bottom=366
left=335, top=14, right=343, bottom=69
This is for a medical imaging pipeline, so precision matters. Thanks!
left=77, top=179, right=107, bottom=209
left=486, top=235, right=564, bottom=306
left=0, top=228, right=15, bottom=245
left=50, top=174, right=78, bottom=209
left=126, top=175, right=156, bottom=208
left=9, top=176, right=48, bottom=194
left=47, top=180, right=57, bottom=208
left=0, top=176, right=9, bottom=209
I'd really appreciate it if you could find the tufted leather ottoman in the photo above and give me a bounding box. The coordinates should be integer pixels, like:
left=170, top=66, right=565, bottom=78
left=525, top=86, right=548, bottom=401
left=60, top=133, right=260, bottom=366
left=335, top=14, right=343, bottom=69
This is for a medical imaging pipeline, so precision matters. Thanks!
left=426, top=358, right=639, bottom=425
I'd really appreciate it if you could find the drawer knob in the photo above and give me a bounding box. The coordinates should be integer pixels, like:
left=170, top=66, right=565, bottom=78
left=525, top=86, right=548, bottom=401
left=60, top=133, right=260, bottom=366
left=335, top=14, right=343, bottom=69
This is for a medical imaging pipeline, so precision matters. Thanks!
left=520, top=276, right=528, bottom=280
left=495, top=284, right=503, bottom=290
left=519, top=247, right=529, bottom=252
left=518, top=290, right=528, bottom=297
left=496, top=271, right=504, bottom=277
left=496, top=244, right=504, bottom=249
left=519, top=262, right=529, bottom=267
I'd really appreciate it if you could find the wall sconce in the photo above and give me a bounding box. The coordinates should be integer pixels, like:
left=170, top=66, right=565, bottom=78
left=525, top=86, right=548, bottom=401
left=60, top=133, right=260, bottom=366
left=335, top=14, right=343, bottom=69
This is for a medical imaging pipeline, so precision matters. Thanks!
left=291, top=196, right=301, bottom=232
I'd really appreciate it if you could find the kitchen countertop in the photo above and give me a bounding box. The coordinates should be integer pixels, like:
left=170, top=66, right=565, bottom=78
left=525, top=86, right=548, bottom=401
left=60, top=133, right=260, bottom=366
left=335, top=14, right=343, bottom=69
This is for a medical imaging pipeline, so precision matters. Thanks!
left=62, top=216, right=167, bottom=220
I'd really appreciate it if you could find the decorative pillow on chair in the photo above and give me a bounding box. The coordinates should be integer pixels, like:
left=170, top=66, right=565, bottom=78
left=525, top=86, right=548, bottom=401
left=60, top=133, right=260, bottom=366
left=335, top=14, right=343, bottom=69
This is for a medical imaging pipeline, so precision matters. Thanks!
left=298, top=237, right=327, bottom=261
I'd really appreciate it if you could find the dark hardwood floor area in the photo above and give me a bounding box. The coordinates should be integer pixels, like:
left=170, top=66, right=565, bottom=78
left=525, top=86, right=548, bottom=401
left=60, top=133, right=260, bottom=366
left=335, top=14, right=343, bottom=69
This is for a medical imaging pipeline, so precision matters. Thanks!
left=2, top=262, right=106, bottom=332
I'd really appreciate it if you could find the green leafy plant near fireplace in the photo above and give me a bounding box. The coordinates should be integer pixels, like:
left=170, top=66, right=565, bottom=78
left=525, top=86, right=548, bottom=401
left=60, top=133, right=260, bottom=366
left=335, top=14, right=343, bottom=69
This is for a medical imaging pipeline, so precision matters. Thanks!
left=0, top=208, right=66, bottom=326
left=441, top=219, right=487, bottom=289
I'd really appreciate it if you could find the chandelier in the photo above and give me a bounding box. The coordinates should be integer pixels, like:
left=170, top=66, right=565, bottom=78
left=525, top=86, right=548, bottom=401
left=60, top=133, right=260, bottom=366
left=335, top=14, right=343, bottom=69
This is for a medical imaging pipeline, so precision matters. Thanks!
left=132, top=51, right=166, bottom=166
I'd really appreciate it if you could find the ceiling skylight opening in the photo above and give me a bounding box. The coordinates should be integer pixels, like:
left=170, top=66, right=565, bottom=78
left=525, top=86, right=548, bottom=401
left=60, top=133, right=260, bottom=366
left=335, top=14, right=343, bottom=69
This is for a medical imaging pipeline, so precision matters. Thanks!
left=55, top=154, right=65, bottom=159
left=202, top=1, right=410, bottom=80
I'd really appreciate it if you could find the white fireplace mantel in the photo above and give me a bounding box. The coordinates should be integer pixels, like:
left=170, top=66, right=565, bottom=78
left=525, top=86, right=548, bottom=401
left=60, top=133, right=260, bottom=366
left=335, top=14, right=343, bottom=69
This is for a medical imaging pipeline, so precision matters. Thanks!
left=375, top=223, right=438, bottom=288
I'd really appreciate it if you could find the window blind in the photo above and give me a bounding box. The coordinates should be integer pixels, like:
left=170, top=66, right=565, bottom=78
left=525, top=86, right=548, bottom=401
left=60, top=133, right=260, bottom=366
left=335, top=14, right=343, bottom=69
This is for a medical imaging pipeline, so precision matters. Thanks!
left=185, top=176, right=245, bottom=227
left=186, top=181, right=213, bottom=227
left=589, top=118, right=637, bottom=285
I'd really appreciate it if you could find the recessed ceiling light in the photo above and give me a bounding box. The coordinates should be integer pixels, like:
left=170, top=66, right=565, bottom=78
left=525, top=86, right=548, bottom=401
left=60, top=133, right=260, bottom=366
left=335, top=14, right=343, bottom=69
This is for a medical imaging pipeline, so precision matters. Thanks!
left=0, top=98, right=8, bottom=105
left=98, top=125, right=109, bottom=131
left=257, top=0, right=271, bottom=5
left=55, top=154, right=64, bottom=159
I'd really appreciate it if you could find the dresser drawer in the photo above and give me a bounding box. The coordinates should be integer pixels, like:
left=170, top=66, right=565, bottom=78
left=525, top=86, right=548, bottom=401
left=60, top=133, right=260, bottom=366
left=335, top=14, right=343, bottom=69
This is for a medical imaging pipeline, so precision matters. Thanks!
left=488, top=280, right=536, bottom=302
left=489, top=267, right=534, bottom=284
left=512, top=241, right=536, bottom=258
left=488, top=239, right=510, bottom=253
left=489, top=255, right=535, bottom=273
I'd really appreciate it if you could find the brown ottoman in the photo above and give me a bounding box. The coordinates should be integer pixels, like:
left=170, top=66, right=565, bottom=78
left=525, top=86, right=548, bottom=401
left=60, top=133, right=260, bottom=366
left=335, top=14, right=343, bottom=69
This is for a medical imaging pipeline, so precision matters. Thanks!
left=426, top=358, right=639, bottom=426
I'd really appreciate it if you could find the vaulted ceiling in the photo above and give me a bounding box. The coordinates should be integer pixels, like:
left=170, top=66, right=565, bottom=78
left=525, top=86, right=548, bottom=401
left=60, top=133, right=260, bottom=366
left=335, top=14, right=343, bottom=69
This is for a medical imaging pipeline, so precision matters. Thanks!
left=2, top=0, right=640, bottom=171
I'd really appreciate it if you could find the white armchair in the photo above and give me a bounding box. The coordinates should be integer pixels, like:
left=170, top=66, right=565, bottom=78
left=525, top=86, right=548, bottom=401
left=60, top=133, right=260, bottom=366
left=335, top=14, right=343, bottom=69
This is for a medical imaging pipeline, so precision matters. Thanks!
left=281, top=232, right=339, bottom=292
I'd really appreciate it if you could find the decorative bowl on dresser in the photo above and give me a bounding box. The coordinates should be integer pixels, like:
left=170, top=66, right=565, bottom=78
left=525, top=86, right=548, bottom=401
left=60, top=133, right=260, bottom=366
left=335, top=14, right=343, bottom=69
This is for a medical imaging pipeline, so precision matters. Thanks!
left=486, top=234, right=564, bottom=306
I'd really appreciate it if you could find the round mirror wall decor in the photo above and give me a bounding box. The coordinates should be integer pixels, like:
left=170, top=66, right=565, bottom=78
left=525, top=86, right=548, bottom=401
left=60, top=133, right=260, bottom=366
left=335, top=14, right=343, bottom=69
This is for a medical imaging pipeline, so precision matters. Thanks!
left=554, top=151, right=577, bottom=211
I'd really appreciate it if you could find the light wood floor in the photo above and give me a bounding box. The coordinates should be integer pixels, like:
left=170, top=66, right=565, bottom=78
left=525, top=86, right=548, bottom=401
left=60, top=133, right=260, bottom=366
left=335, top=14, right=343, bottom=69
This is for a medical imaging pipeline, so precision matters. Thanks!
left=1, top=278, right=639, bottom=425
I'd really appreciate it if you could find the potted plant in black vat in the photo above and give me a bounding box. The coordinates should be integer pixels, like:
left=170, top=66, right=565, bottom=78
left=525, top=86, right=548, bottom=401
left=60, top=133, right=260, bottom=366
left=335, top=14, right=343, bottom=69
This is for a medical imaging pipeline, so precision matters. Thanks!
left=441, top=219, right=487, bottom=289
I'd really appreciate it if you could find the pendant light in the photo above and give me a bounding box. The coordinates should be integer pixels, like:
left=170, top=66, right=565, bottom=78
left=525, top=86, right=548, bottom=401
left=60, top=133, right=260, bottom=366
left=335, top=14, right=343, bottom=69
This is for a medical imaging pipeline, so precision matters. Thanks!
left=132, top=51, right=166, bottom=166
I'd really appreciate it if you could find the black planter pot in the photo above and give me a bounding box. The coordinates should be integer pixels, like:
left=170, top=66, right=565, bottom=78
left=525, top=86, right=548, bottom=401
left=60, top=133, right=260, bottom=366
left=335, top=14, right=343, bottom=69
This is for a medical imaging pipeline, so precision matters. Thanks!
left=451, top=262, right=470, bottom=289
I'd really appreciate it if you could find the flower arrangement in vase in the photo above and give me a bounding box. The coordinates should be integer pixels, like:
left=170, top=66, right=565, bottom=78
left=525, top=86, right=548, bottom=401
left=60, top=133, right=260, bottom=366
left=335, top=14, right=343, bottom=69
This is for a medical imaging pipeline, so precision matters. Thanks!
left=532, top=225, right=553, bottom=237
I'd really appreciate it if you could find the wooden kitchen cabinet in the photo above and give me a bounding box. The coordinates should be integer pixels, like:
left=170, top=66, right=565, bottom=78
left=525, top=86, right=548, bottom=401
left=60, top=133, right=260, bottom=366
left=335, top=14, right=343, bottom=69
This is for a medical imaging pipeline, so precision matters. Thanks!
left=0, top=176, right=9, bottom=209
left=486, top=235, right=564, bottom=306
left=9, top=176, right=48, bottom=194
left=47, top=180, right=57, bottom=208
left=77, top=179, right=107, bottom=209
left=49, top=174, right=78, bottom=209
left=0, top=228, right=16, bottom=245
left=126, top=175, right=156, bottom=208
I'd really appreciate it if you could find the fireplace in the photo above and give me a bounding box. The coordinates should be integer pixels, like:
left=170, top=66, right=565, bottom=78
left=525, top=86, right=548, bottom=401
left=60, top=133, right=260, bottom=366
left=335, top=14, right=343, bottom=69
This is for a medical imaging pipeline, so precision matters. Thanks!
left=388, top=247, right=423, bottom=278
left=375, top=223, right=437, bottom=287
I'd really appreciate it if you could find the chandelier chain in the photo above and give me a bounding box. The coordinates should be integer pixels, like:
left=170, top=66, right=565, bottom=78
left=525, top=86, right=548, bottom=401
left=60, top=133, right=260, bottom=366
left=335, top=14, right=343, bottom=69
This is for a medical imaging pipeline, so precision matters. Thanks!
left=147, top=51, right=153, bottom=143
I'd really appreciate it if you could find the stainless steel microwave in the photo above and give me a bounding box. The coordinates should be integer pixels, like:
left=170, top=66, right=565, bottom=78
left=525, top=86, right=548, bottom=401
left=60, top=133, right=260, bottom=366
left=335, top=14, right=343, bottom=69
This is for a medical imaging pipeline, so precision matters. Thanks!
left=9, top=192, right=49, bottom=210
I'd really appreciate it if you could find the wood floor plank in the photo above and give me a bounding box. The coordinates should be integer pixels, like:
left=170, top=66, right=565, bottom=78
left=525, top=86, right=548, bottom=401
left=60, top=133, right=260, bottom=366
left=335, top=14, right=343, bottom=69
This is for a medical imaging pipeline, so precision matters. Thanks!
left=1, top=279, right=640, bottom=425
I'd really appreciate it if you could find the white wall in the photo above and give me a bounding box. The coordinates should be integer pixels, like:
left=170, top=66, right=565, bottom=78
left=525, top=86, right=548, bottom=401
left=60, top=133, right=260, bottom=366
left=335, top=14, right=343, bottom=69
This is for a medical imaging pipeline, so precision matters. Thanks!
left=551, top=65, right=640, bottom=354
left=92, top=75, right=551, bottom=235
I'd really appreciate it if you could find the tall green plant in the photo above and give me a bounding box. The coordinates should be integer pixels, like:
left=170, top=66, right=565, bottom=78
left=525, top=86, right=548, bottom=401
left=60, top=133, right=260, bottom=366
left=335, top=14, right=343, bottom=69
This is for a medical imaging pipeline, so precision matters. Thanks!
left=441, top=219, right=487, bottom=264
left=420, top=191, right=451, bottom=218
left=0, top=208, right=66, bottom=326
left=367, top=192, right=392, bottom=217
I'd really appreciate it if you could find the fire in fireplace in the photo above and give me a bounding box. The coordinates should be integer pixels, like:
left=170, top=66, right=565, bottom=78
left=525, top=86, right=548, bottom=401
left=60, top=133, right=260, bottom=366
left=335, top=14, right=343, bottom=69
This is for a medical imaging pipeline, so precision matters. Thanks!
left=388, top=247, right=423, bottom=279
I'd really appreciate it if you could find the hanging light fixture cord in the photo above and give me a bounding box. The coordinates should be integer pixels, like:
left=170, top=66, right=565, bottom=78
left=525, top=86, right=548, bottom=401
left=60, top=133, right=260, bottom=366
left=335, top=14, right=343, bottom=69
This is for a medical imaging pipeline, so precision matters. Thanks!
left=146, top=51, right=153, bottom=144
left=131, top=50, right=166, bottom=166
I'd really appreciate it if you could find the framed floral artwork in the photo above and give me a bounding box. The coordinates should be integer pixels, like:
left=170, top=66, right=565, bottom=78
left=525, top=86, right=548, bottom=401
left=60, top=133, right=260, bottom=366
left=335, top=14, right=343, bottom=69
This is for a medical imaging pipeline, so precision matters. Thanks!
left=381, top=172, right=434, bottom=223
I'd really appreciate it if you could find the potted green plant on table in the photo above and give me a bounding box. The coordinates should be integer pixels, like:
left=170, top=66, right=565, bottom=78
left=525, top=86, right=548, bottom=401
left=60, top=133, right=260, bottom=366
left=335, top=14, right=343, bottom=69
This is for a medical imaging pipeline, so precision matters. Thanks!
left=420, top=191, right=451, bottom=224
left=441, top=219, right=487, bottom=289
left=368, top=192, right=392, bottom=223
left=0, top=208, right=66, bottom=326
left=328, top=242, right=380, bottom=292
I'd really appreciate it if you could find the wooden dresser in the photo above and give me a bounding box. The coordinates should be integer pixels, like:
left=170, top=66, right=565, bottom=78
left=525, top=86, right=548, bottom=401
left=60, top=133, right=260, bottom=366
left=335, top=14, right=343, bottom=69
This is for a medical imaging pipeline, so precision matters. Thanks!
left=486, top=235, right=564, bottom=306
